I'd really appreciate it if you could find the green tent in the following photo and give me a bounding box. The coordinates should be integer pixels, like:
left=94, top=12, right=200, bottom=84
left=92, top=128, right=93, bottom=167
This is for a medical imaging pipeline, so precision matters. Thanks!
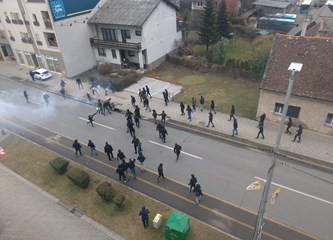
left=165, top=211, right=191, bottom=240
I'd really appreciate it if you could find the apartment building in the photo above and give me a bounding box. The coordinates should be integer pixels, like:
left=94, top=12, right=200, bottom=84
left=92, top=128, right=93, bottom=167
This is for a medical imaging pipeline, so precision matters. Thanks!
left=0, top=0, right=103, bottom=77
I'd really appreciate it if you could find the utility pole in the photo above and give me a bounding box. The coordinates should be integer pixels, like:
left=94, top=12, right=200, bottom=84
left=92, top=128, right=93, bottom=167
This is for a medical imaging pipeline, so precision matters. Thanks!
left=252, top=62, right=303, bottom=240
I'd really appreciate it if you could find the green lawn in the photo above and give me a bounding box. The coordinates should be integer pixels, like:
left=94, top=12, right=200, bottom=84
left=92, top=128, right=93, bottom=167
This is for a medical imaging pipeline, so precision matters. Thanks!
left=146, top=62, right=260, bottom=119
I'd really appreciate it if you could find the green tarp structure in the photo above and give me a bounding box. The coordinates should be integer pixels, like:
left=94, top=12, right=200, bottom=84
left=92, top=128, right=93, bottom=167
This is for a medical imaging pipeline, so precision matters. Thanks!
left=165, top=211, right=191, bottom=240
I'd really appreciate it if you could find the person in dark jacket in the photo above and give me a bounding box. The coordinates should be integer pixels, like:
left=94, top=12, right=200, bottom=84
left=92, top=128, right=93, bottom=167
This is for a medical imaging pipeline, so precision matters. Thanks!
left=104, top=142, right=114, bottom=161
left=139, top=206, right=150, bottom=228
left=188, top=174, right=197, bottom=193
left=285, top=117, right=292, bottom=134
left=23, top=90, right=29, bottom=104
left=145, top=85, right=152, bottom=98
left=87, top=140, right=98, bottom=156
left=186, top=105, right=193, bottom=121
left=292, top=124, right=303, bottom=142
left=157, top=163, right=165, bottom=182
left=229, top=105, right=235, bottom=121
left=256, top=121, right=264, bottom=139
left=158, top=110, right=167, bottom=124
left=117, top=149, right=126, bottom=166
left=199, top=96, right=205, bottom=112
left=128, top=158, right=137, bottom=179
left=259, top=113, right=266, bottom=124
left=87, top=112, right=97, bottom=127
left=152, top=110, right=158, bottom=124
left=207, top=112, right=214, bottom=127
left=232, top=118, right=238, bottom=137
left=76, top=78, right=83, bottom=89
left=86, top=92, right=92, bottom=102
left=174, top=143, right=182, bottom=161
left=131, top=95, right=136, bottom=106
left=116, top=163, right=127, bottom=183
left=192, top=97, right=196, bottom=112
left=143, top=95, right=151, bottom=112
left=134, top=105, right=141, bottom=128
left=160, top=127, right=168, bottom=143
left=29, top=70, right=35, bottom=81
left=137, top=152, right=146, bottom=172
left=127, top=120, right=135, bottom=137
left=194, top=183, right=203, bottom=205
left=180, top=102, right=185, bottom=115
left=132, top=136, right=141, bottom=154
left=43, top=93, right=50, bottom=107
left=210, top=100, right=216, bottom=114
left=72, top=139, right=83, bottom=157
left=163, top=91, right=168, bottom=106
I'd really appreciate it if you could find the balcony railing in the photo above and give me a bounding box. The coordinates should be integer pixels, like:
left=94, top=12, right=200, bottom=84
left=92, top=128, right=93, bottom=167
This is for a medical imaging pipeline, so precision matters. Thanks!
left=90, top=38, right=141, bottom=51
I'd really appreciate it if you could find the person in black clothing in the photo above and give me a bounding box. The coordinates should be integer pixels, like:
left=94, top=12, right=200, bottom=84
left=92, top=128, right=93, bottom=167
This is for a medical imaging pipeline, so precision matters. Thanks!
left=160, top=127, right=168, bottom=143
left=139, top=206, right=150, bottom=228
left=259, top=113, right=266, bottom=124
left=24, top=90, right=29, bottom=104
left=134, top=105, right=141, bottom=128
left=60, top=80, right=66, bottom=90
left=103, top=100, right=112, bottom=114
left=86, top=92, right=92, bottom=102
left=186, top=105, right=193, bottom=121
left=116, top=163, right=127, bottom=183
left=128, top=120, right=135, bottom=137
left=229, top=105, right=235, bottom=121
left=157, top=163, right=165, bottom=182
left=104, top=142, right=114, bottom=161
left=76, top=78, right=83, bottom=89
left=29, top=70, right=35, bottom=81
left=87, top=140, right=98, bottom=156
left=131, top=95, right=136, bottom=106
left=97, top=99, right=104, bottom=115
left=210, top=100, right=216, bottom=114
left=138, top=152, right=146, bottom=172
left=117, top=149, right=126, bottom=165
left=163, top=91, right=168, bottom=106
left=232, top=118, right=238, bottom=137
left=43, top=93, right=50, bottom=107
left=180, top=102, right=185, bottom=115
left=156, top=122, right=164, bottom=140
left=142, top=87, right=146, bottom=98
left=152, top=110, right=157, bottom=124
left=292, top=124, right=303, bottom=142
left=132, top=136, right=141, bottom=154
left=188, top=174, right=197, bottom=193
left=128, top=158, right=137, bottom=179
left=87, top=112, right=97, bottom=127
left=72, top=139, right=83, bottom=157
left=143, top=95, right=151, bottom=112
left=199, top=96, right=205, bottom=112
left=125, top=109, right=133, bottom=130
left=192, top=97, right=196, bottom=112
left=174, top=143, right=182, bottom=161
left=285, top=117, right=292, bottom=134
left=256, top=121, right=264, bottom=139
left=207, top=112, right=214, bottom=127
left=158, top=110, right=167, bottom=124
left=145, top=85, right=152, bottom=98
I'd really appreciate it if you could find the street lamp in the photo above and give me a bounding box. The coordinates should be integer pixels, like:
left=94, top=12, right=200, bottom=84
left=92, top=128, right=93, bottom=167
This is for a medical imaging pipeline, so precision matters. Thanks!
left=252, top=62, right=303, bottom=240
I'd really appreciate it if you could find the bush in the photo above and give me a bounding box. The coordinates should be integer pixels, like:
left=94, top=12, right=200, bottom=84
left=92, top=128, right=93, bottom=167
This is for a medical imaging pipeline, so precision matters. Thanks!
left=67, top=167, right=90, bottom=189
left=96, top=182, right=117, bottom=202
left=114, top=194, right=126, bottom=209
left=98, top=64, right=113, bottom=76
left=49, top=157, right=69, bottom=174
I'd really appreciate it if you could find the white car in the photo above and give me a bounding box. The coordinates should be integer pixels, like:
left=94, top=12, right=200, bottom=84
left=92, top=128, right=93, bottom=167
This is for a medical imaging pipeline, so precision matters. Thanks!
left=33, top=68, right=52, bottom=80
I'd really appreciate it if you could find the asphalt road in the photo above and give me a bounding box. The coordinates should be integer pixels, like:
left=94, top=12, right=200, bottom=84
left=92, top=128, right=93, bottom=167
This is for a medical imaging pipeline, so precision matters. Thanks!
left=1, top=77, right=332, bottom=240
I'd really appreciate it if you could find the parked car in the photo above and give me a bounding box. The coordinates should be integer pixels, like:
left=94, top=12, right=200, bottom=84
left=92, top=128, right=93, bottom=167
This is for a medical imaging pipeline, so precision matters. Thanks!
left=33, top=68, right=52, bottom=80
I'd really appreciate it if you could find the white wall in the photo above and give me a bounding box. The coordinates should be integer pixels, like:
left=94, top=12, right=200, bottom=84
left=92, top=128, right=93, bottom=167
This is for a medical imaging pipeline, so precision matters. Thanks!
left=142, top=1, right=182, bottom=65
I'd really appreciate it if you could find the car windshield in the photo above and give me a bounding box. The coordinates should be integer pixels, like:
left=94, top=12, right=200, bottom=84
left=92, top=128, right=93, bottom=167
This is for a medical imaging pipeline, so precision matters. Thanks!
left=41, top=71, right=49, bottom=75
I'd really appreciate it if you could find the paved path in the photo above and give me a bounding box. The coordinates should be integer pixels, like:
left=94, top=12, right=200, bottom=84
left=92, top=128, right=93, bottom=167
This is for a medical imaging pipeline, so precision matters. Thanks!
left=1, top=62, right=332, bottom=164
left=0, top=163, right=125, bottom=240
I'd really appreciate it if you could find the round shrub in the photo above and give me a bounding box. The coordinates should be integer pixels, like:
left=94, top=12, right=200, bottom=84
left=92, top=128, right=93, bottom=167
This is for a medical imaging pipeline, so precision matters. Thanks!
left=114, top=194, right=126, bottom=209
left=96, top=182, right=117, bottom=202
left=67, top=167, right=90, bottom=189
left=49, top=157, right=69, bottom=174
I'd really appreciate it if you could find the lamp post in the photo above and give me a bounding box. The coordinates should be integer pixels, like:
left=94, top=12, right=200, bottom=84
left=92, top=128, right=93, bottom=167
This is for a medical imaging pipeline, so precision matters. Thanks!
left=252, top=62, right=303, bottom=240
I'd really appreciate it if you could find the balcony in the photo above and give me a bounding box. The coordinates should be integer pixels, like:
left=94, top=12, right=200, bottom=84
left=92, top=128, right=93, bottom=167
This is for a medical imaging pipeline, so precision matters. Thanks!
left=90, top=38, right=141, bottom=51
left=48, top=40, right=58, bottom=47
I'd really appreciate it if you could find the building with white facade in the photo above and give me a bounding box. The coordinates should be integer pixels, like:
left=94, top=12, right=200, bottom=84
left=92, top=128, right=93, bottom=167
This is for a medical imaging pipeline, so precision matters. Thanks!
left=0, top=0, right=103, bottom=77
left=88, top=0, right=183, bottom=70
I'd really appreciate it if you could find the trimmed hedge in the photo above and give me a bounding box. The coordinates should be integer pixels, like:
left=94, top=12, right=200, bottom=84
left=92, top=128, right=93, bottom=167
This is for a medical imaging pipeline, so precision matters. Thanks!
left=67, top=167, right=90, bottom=189
left=49, top=157, right=69, bottom=174
left=96, top=182, right=117, bottom=202
left=114, top=194, right=126, bottom=209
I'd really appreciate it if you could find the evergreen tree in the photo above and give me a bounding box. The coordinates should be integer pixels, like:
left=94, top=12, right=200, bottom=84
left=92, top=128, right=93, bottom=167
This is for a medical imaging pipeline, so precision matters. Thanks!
left=197, top=0, right=219, bottom=60
left=217, top=0, right=231, bottom=39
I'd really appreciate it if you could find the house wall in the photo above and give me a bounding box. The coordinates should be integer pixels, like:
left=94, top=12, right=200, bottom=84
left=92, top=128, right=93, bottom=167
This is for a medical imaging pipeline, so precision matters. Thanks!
left=142, top=0, right=182, bottom=66
left=257, top=90, right=333, bottom=135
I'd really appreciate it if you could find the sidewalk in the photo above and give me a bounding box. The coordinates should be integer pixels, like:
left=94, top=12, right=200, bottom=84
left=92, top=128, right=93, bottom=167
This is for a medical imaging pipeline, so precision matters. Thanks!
left=0, top=162, right=125, bottom=240
left=1, top=62, right=332, bottom=165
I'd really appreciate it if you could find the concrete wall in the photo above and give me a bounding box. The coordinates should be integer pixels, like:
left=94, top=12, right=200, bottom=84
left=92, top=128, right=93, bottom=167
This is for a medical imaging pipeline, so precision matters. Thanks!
left=257, top=90, right=333, bottom=135
left=142, top=1, right=182, bottom=65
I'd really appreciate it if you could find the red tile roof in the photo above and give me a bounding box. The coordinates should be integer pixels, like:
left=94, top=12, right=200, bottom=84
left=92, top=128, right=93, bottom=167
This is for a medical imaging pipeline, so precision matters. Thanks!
left=260, top=34, right=333, bottom=102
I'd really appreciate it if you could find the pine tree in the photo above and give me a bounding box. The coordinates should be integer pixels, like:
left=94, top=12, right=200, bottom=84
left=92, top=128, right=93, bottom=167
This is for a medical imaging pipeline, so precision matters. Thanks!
left=217, top=0, right=231, bottom=39
left=197, top=0, right=219, bottom=60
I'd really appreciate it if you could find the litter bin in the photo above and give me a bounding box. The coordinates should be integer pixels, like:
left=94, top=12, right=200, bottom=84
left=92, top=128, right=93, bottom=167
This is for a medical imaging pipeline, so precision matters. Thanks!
left=153, top=213, right=162, bottom=229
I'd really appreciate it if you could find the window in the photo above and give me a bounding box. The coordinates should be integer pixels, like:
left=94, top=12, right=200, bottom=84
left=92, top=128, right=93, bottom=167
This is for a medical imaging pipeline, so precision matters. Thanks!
left=135, top=30, right=142, bottom=36
left=274, top=103, right=301, bottom=118
left=24, top=52, right=34, bottom=66
left=101, top=28, right=117, bottom=41
left=111, top=49, right=116, bottom=58
left=97, top=48, right=106, bottom=56
left=10, top=12, right=19, bottom=21
left=32, top=14, right=38, bottom=22
left=45, top=55, right=60, bottom=72
left=16, top=50, right=25, bottom=64
left=128, top=50, right=135, bottom=57
left=0, top=30, right=6, bottom=40
left=197, top=1, right=204, bottom=7
left=325, top=113, right=333, bottom=125
left=121, top=29, right=131, bottom=39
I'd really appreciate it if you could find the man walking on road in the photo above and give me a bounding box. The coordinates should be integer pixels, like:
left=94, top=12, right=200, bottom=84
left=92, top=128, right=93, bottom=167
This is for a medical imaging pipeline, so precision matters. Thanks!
left=229, top=105, right=235, bottom=121
left=232, top=118, right=238, bottom=137
left=138, top=152, right=146, bottom=172
left=23, top=90, right=29, bottom=104
left=199, top=96, right=204, bottom=112
left=29, top=70, right=35, bottom=82
left=186, top=105, right=193, bottom=121
left=285, top=117, right=292, bottom=134
left=157, top=163, right=166, bottom=182
left=210, top=100, right=216, bottom=114
left=132, top=136, right=141, bottom=154
left=128, top=158, right=137, bottom=179
left=43, top=93, right=50, bottom=107
left=76, top=78, right=83, bottom=89
left=87, top=140, right=98, bottom=156
left=87, top=112, right=97, bottom=127
left=256, top=121, right=264, bottom=139
left=145, top=85, right=152, bottom=98
left=72, top=139, right=83, bottom=157
left=207, top=112, right=214, bottom=127
left=194, top=183, right=203, bottom=205
left=104, top=142, right=114, bottom=161
left=117, top=149, right=126, bottom=165
left=188, top=174, right=197, bottom=193
left=174, top=143, right=182, bottom=161
left=292, top=124, right=303, bottom=143
left=180, top=102, right=185, bottom=116
left=159, top=110, right=167, bottom=124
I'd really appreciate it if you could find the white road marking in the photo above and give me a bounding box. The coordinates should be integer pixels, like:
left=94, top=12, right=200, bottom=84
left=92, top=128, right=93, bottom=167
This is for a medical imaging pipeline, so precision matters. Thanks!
left=255, top=176, right=333, bottom=206
left=0, top=90, right=10, bottom=94
left=148, top=140, right=203, bottom=160
left=30, top=100, right=44, bottom=106
left=78, top=117, right=116, bottom=130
